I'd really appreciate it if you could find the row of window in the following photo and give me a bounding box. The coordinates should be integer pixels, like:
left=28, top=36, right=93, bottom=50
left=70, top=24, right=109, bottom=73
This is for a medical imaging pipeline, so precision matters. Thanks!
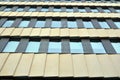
left=1, top=6, right=120, bottom=13
left=1, top=38, right=120, bottom=54
left=1, top=18, right=120, bottom=28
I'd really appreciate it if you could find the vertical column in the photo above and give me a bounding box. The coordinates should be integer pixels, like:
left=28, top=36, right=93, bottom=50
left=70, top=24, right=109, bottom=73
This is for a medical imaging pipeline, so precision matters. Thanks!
left=28, top=18, right=37, bottom=28
left=108, top=7, right=117, bottom=13
left=106, top=19, right=117, bottom=29
left=76, top=19, right=84, bottom=28
left=62, top=39, right=70, bottom=53
left=85, top=7, right=91, bottom=12
left=49, top=7, right=54, bottom=12
left=73, top=7, right=79, bottom=12
left=11, top=18, right=22, bottom=28
left=24, top=6, right=30, bottom=11
left=0, top=38, right=9, bottom=52
left=36, top=6, right=42, bottom=12
left=97, top=7, right=104, bottom=13
left=11, top=6, right=18, bottom=11
left=0, top=6, right=6, bottom=11
left=61, top=19, right=67, bottom=28
left=91, top=19, right=101, bottom=29
left=45, top=18, right=52, bottom=28
left=61, top=7, right=66, bottom=12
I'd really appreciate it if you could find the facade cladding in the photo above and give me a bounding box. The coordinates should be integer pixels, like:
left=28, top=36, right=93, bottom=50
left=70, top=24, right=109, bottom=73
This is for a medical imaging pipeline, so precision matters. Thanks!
left=0, top=0, right=120, bottom=80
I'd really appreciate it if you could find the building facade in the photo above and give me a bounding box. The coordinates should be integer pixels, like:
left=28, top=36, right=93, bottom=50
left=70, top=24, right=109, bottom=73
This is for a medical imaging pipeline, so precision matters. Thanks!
left=0, top=0, right=120, bottom=80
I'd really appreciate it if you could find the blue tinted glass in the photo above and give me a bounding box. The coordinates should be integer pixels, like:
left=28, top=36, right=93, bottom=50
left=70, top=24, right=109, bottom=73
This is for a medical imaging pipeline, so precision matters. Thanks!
left=51, top=21, right=61, bottom=28
left=104, top=9, right=111, bottom=13
left=4, top=8, right=11, bottom=11
left=83, top=21, right=94, bottom=28
left=70, top=42, right=83, bottom=53
left=91, top=42, right=106, bottom=53
left=48, top=42, right=61, bottom=53
left=68, top=21, right=77, bottom=28
left=41, top=8, right=48, bottom=12
left=25, top=41, right=40, bottom=52
left=114, top=22, right=120, bottom=28
left=99, top=21, right=110, bottom=28
left=79, top=9, right=86, bottom=12
left=54, top=8, right=61, bottom=12
left=3, top=41, right=19, bottom=52
left=2, top=20, right=14, bottom=27
left=19, top=20, right=29, bottom=27
left=91, top=9, right=98, bottom=12
left=66, top=8, right=73, bottom=12
left=111, top=42, right=120, bottom=53
left=29, top=8, right=36, bottom=12
left=35, top=20, right=45, bottom=27
left=116, top=9, right=120, bottom=13
left=16, top=8, right=24, bottom=12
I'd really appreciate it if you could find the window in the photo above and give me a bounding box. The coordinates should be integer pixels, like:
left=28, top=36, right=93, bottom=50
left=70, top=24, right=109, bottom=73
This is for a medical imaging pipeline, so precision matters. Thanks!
left=68, top=20, right=77, bottom=28
left=25, top=41, right=40, bottom=52
left=103, top=9, right=111, bottom=13
left=99, top=21, right=110, bottom=28
left=2, top=20, right=14, bottom=27
left=51, top=20, right=61, bottom=28
left=48, top=42, right=61, bottom=53
left=3, top=41, right=19, bottom=52
left=116, top=9, right=120, bottom=13
left=83, top=21, right=94, bottom=28
left=41, top=7, right=48, bottom=12
left=16, top=8, right=24, bottom=12
left=70, top=42, right=83, bottom=53
left=111, top=42, right=120, bottom=53
left=114, top=22, right=120, bottom=28
left=91, top=41, right=106, bottom=53
left=53, top=7, right=61, bottom=12
left=4, top=8, right=11, bottom=12
left=91, top=9, right=98, bottom=13
left=28, top=8, right=36, bottom=12
left=66, top=8, right=73, bottom=12
left=19, top=20, right=29, bottom=27
left=78, top=8, right=86, bottom=12
left=35, top=20, right=45, bottom=27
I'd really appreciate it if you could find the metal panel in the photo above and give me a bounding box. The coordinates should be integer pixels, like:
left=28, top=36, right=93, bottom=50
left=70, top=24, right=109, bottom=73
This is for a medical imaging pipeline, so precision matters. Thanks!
left=20, top=28, right=32, bottom=36
left=0, top=18, right=7, bottom=27
left=106, top=19, right=117, bottom=29
left=11, top=28, right=23, bottom=36
left=60, top=54, right=73, bottom=77
left=76, top=19, right=84, bottom=28
left=30, top=28, right=41, bottom=36
left=11, top=6, right=18, bottom=11
left=61, top=19, right=67, bottom=28
left=0, top=38, right=9, bottom=52
left=72, top=54, right=88, bottom=77
left=28, top=18, right=37, bottom=28
left=85, top=7, right=91, bottom=12
left=29, top=54, right=46, bottom=77
left=44, top=19, right=52, bottom=28
left=44, top=54, right=59, bottom=77
left=14, top=54, right=34, bottom=77
left=40, top=28, right=50, bottom=37
left=0, top=53, right=22, bottom=76
left=60, top=28, right=69, bottom=37
left=50, top=29, right=60, bottom=37
left=0, top=53, right=9, bottom=72
left=1, top=28, right=14, bottom=36
left=69, top=29, right=78, bottom=37
left=97, top=54, right=118, bottom=77
left=36, top=6, right=42, bottom=12
left=91, top=19, right=101, bottom=29
left=62, top=39, right=70, bottom=53
left=85, top=54, right=103, bottom=77
left=11, top=18, right=22, bottom=28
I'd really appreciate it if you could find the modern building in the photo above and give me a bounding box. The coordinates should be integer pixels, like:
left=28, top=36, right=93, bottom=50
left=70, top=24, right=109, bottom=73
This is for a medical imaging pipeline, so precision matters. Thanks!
left=0, top=0, right=120, bottom=80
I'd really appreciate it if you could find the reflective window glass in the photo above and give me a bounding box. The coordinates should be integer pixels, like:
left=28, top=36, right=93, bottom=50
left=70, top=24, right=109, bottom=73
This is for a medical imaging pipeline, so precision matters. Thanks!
left=4, top=8, right=11, bottom=11
left=111, top=42, right=120, bottom=53
left=51, top=21, right=61, bottom=28
left=103, top=9, right=111, bottom=13
left=66, top=8, right=73, bottom=12
left=78, top=8, right=86, bottom=12
left=41, top=8, right=48, bottom=12
left=83, top=21, right=94, bottom=28
left=16, top=8, right=24, bottom=12
left=35, top=20, right=45, bottom=27
left=116, top=9, right=120, bottom=13
left=2, top=20, right=14, bottom=27
left=68, top=21, right=77, bottom=28
left=99, top=21, right=110, bottom=28
left=53, top=7, right=61, bottom=12
left=91, top=9, right=98, bottom=12
left=114, top=22, right=120, bottom=28
left=19, top=20, right=29, bottom=27
left=29, top=8, right=36, bottom=12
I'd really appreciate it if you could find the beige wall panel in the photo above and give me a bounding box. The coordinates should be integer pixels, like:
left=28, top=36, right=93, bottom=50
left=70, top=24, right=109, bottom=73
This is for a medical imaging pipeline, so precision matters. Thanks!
left=0, top=53, right=22, bottom=76
left=40, top=28, right=50, bottom=37
left=0, top=12, right=4, bottom=15
left=60, top=12, right=67, bottom=17
left=45, top=12, right=53, bottom=17
left=1, top=28, right=14, bottom=36
left=60, top=54, right=73, bottom=77
left=44, top=54, right=59, bottom=77
left=110, top=54, right=120, bottom=77
left=88, top=29, right=99, bottom=37
left=50, top=29, right=60, bottom=37
left=114, top=29, right=120, bottom=37
left=78, top=29, right=89, bottom=37
left=85, top=54, right=103, bottom=77
left=11, top=28, right=23, bottom=36
left=0, top=28, right=5, bottom=35
left=23, top=12, right=32, bottom=17
left=14, top=54, right=34, bottom=76
left=67, top=13, right=74, bottom=17
left=37, top=2, right=44, bottom=5
left=16, top=12, right=25, bottom=16
left=2, top=12, right=12, bottom=16
left=72, top=54, right=88, bottom=77
left=107, top=29, right=117, bottom=37
left=53, top=12, right=60, bottom=17
left=31, top=12, right=39, bottom=17
left=0, top=53, right=9, bottom=72
left=29, top=54, right=46, bottom=77
left=69, top=29, right=78, bottom=37
left=60, top=28, right=69, bottom=37
left=20, top=28, right=32, bottom=36
left=38, top=12, right=46, bottom=17
left=9, top=12, right=18, bottom=16
left=30, top=28, right=41, bottom=36
left=96, top=29, right=108, bottom=37
left=97, top=54, right=118, bottom=77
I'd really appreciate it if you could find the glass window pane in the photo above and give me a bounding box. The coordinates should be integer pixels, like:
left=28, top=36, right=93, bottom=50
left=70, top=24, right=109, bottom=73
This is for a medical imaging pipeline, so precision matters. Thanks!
left=111, top=42, right=120, bottom=53
left=83, top=21, right=94, bottom=28
left=2, top=20, right=14, bottom=27
left=91, top=42, right=106, bottom=53
left=25, top=41, right=40, bottom=52
left=104, top=9, right=111, bottom=13
left=4, top=8, right=11, bottom=11
left=53, top=8, right=61, bottom=12
left=116, top=9, right=120, bottom=13
left=114, top=22, right=120, bottom=28
left=99, top=21, right=110, bottom=28
left=79, top=8, right=86, bottom=12
left=16, top=8, right=24, bottom=12
left=3, top=41, right=19, bottom=52
left=35, top=20, right=45, bottom=27
left=68, top=21, right=77, bottom=28
left=51, top=21, right=61, bottom=28
left=48, top=42, right=61, bottom=53
left=91, top=9, right=98, bottom=12
left=41, top=8, right=48, bottom=12
left=29, top=8, right=36, bottom=12
left=19, top=20, right=29, bottom=27
left=66, top=8, right=73, bottom=12
left=70, top=42, right=83, bottom=53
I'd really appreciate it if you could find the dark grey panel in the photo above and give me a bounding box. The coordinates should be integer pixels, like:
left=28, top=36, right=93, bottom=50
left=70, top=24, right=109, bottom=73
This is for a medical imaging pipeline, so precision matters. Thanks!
left=76, top=19, right=84, bottom=28
left=11, top=6, right=18, bottom=11
left=61, top=7, right=66, bottom=12
left=11, top=18, right=22, bottom=28
left=23, top=6, right=30, bottom=11
left=28, top=18, right=37, bottom=28
left=73, top=7, right=78, bottom=12
left=85, top=7, right=91, bottom=12
left=45, top=18, right=52, bottom=28
left=36, top=6, right=42, bottom=12
left=97, top=7, right=104, bottom=13
left=0, top=6, right=6, bottom=11
left=0, top=38, right=9, bottom=52
left=109, top=7, right=117, bottom=13
left=61, top=19, right=67, bottom=28
left=49, top=7, right=54, bottom=12
left=62, top=39, right=70, bottom=53
left=106, top=19, right=117, bottom=29
left=91, top=19, right=101, bottom=29
left=0, top=18, right=7, bottom=27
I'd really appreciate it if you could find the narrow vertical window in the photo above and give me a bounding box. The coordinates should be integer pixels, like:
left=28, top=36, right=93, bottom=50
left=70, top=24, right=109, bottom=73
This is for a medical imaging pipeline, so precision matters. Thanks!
left=83, top=21, right=94, bottom=28
left=48, top=42, right=61, bottom=53
left=99, top=21, right=110, bottom=28
left=51, top=20, right=61, bottom=28
left=25, top=41, right=40, bottom=52
left=2, top=20, right=14, bottom=27
left=19, top=20, right=29, bottom=27
left=35, top=20, right=45, bottom=27
left=70, top=42, right=83, bottom=53
left=111, top=42, right=120, bottom=53
left=68, top=20, right=77, bottom=28
left=3, top=41, right=19, bottom=52
left=114, top=21, right=120, bottom=28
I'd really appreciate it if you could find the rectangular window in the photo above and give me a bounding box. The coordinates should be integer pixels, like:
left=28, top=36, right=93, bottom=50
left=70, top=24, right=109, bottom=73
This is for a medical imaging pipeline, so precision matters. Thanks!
left=19, top=20, right=29, bottom=27
left=111, top=42, right=120, bottom=53
left=28, top=8, right=36, bottom=12
left=70, top=42, right=83, bottom=53
left=68, top=20, right=77, bottom=28
left=91, top=9, right=98, bottom=13
left=3, top=41, right=19, bottom=52
left=16, top=8, right=24, bottom=12
left=35, top=20, right=45, bottom=27
left=78, top=8, right=86, bottom=12
left=53, top=7, right=61, bottom=12
left=116, top=9, right=120, bottom=13
left=83, top=21, right=94, bottom=28
left=48, top=42, right=61, bottom=53
left=114, top=21, right=120, bottom=28
left=99, top=21, right=110, bottom=28
left=103, top=9, right=111, bottom=13
left=4, top=8, right=11, bottom=12
left=51, top=20, right=61, bottom=28
left=91, top=41, right=106, bottom=53
left=25, top=41, right=40, bottom=52
left=66, top=8, right=73, bottom=12
left=41, top=7, right=48, bottom=12
left=2, top=20, right=14, bottom=27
